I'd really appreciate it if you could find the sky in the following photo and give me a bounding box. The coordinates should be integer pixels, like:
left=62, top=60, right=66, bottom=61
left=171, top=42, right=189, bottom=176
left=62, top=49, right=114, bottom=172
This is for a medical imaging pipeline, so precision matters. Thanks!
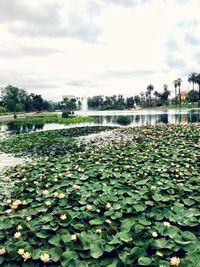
left=0, top=0, right=200, bottom=101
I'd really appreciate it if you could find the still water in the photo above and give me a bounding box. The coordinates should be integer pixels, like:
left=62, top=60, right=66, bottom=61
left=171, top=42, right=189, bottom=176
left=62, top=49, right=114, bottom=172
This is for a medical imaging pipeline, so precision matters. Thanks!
left=0, top=109, right=199, bottom=136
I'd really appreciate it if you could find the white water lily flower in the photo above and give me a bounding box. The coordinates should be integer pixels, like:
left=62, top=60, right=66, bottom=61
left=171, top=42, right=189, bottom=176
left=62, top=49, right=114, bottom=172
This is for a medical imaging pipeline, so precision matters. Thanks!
left=0, top=247, right=6, bottom=255
left=6, top=209, right=12, bottom=214
left=6, top=199, right=12, bottom=204
left=85, top=204, right=92, bottom=211
left=53, top=192, right=59, bottom=197
left=60, top=214, right=67, bottom=220
left=14, top=232, right=21, bottom=239
left=58, top=193, right=65, bottom=199
left=96, top=229, right=102, bottom=234
left=150, top=186, right=156, bottom=191
left=105, top=219, right=112, bottom=224
left=163, top=221, right=171, bottom=228
left=42, top=190, right=49, bottom=196
left=18, top=249, right=25, bottom=255
left=40, top=253, right=51, bottom=263
left=106, top=203, right=112, bottom=209
left=17, top=225, right=23, bottom=231
left=72, top=184, right=80, bottom=190
left=26, top=216, right=32, bottom=221
left=152, top=231, right=158, bottom=238
left=22, top=252, right=32, bottom=261
left=71, top=234, right=77, bottom=241
left=45, top=201, right=52, bottom=206
left=170, top=257, right=180, bottom=266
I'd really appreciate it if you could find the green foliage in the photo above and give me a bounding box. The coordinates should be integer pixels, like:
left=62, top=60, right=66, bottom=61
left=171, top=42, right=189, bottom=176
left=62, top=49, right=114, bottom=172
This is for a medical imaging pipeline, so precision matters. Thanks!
left=186, top=90, right=198, bottom=103
left=6, top=116, right=95, bottom=126
left=116, top=115, right=131, bottom=125
left=88, top=95, right=133, bottom=110
left=61, top=111, right=70, bottom=118
left=0, top=85, right=56, bottom=113
left=0, top=125, right=199, bottom=266
left=0, top=126, right=115, bottom=156
left=0, top=107, right=6, bottom=113
left=61, top=98, right=77, bottom=111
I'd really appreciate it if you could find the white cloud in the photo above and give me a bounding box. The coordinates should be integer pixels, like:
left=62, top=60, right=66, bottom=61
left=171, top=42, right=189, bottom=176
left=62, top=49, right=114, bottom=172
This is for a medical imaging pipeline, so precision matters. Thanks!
left=0, top=0, right=199, bottom=100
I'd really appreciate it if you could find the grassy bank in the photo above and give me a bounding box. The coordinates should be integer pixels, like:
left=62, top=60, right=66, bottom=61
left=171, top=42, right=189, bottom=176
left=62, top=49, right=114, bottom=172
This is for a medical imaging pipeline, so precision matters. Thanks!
left=5, top=116, right=95, bottom=125
left=0, top=125, right=199, bottom=266
left=167, top=103, right=199, bottom=109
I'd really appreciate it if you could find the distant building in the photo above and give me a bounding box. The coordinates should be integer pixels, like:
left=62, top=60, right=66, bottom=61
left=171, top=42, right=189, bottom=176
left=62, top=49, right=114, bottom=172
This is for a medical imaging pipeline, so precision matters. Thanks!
left=180, top=91, right=188, bottom=100
left=62, top=95, right=76, bottom=101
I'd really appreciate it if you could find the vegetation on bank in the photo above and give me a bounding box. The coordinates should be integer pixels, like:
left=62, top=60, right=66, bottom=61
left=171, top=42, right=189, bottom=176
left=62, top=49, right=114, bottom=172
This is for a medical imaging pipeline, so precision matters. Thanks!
left=0, top=125, right=199, bottom=266
left=166, top=103, right=199, bottom=109
left=4, top=116, right=95, bottom=126
left=1, top=72, right=200, bottom=116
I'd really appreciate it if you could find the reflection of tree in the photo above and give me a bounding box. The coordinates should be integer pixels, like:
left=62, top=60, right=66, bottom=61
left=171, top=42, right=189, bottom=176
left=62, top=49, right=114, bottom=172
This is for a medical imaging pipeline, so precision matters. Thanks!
left=180, top=114, right=187, bottom=125
left=157, top=114, right=168, bottom=124
left=134, top=115, right=140, bottom=124
left=6, top=122, right=44, bottom=134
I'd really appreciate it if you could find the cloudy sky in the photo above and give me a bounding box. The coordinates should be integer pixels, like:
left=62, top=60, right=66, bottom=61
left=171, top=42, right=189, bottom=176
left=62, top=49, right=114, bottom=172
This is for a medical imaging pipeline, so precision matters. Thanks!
left=0, top=0, right=199, bottom=100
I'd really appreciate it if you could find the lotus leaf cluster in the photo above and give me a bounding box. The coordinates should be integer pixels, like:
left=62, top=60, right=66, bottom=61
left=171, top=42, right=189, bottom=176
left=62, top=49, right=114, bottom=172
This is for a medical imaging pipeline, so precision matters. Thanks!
left=0, top=125, right=199, bottom=266
left=0, top=126, right=115, bottom=157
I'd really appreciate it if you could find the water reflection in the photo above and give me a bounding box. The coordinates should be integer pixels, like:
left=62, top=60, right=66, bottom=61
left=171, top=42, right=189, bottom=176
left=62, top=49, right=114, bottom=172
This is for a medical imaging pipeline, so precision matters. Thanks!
left=95, top=109, right=200, bottom=126
left=6, top=122, right=44, bottom=134
left=0, top=109, right=199, bottom=135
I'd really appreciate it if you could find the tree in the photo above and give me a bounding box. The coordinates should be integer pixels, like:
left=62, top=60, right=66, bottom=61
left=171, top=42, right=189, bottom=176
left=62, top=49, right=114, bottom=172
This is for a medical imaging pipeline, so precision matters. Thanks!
left=126, top=97, right=135, bottom=109
left=1, top=85, right=27, bottom=113
left=62, top=97, right=77, bottom=111
left=188, top=72, right=197, bottom=90
left=176, top=78, right=182, bottom=107
left=154, top=91, right=159, bottom=98
left=186, top=90, right=198, bottom=103
left=161, top=84, right=170, bottom=106
left=31, top=94, right=44, bottom=112
left=195, top=74, right=200, bottom=106
left=147, top=84, right=154, bottom=107
left=173, top=80, right=178, bottom=107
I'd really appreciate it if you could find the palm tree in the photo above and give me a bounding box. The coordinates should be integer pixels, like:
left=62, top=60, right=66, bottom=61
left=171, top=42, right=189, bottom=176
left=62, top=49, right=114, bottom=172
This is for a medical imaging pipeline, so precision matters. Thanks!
left=154, top=91, right=159, bottom=98
left=195, top=74, right=200, bottom=106
left=163, top=84, right=168, bottom=91
left=188, top=72, right=197, bottom=90
left=176, top=78, right=182, bottom=108
left=147, top=84, right=154, bottom=107
left=173, top=80, right=178, bottom=107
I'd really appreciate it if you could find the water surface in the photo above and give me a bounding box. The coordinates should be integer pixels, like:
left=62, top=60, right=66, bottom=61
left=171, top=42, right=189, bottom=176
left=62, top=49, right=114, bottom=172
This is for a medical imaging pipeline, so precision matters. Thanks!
left=0, top=109, right=199, bottom=136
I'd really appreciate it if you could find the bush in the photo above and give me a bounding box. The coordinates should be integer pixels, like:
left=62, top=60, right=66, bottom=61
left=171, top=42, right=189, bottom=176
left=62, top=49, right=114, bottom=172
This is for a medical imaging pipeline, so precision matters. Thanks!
left=62, top=111, right=70, bottom=118
left=116, top=115, right=131, bottom=125
left=0, top=107, right=6, bottom=113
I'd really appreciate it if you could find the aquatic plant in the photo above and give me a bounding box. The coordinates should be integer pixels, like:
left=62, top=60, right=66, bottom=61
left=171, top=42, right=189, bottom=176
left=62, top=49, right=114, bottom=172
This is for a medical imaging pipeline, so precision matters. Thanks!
left=0, top=125, right=199, bottom=266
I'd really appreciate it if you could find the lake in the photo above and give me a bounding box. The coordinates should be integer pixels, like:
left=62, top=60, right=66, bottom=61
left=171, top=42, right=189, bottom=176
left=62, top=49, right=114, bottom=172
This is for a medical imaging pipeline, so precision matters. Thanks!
left=0, top=108, right=199, bottom=136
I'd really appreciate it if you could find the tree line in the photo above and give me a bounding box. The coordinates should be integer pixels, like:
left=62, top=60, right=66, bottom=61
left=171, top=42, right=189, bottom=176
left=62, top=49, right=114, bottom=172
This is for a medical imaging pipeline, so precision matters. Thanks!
left=1, top=72, right=199, bottom=114
left=88, top=73, right=200, bottom=110
left=0, top=85, right=57, bottom=113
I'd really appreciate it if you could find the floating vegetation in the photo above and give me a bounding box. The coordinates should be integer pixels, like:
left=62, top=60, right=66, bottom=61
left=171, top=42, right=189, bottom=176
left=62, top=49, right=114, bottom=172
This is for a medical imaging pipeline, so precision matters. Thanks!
left=116, top=115, right=132, bottom=125
left=0, top=124, right=199, bottom=266
left=0, top=126, right=115, bottom=157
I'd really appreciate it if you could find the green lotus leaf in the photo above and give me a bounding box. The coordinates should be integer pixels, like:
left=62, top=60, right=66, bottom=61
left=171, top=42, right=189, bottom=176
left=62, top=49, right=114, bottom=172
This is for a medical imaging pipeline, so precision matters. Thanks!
left=138, top=256, right=152, bottom=265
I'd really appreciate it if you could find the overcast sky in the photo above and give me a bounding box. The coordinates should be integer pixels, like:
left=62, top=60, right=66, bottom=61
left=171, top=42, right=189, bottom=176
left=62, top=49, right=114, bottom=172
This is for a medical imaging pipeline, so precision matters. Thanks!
left=0, top=0, right=199, bottom=101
